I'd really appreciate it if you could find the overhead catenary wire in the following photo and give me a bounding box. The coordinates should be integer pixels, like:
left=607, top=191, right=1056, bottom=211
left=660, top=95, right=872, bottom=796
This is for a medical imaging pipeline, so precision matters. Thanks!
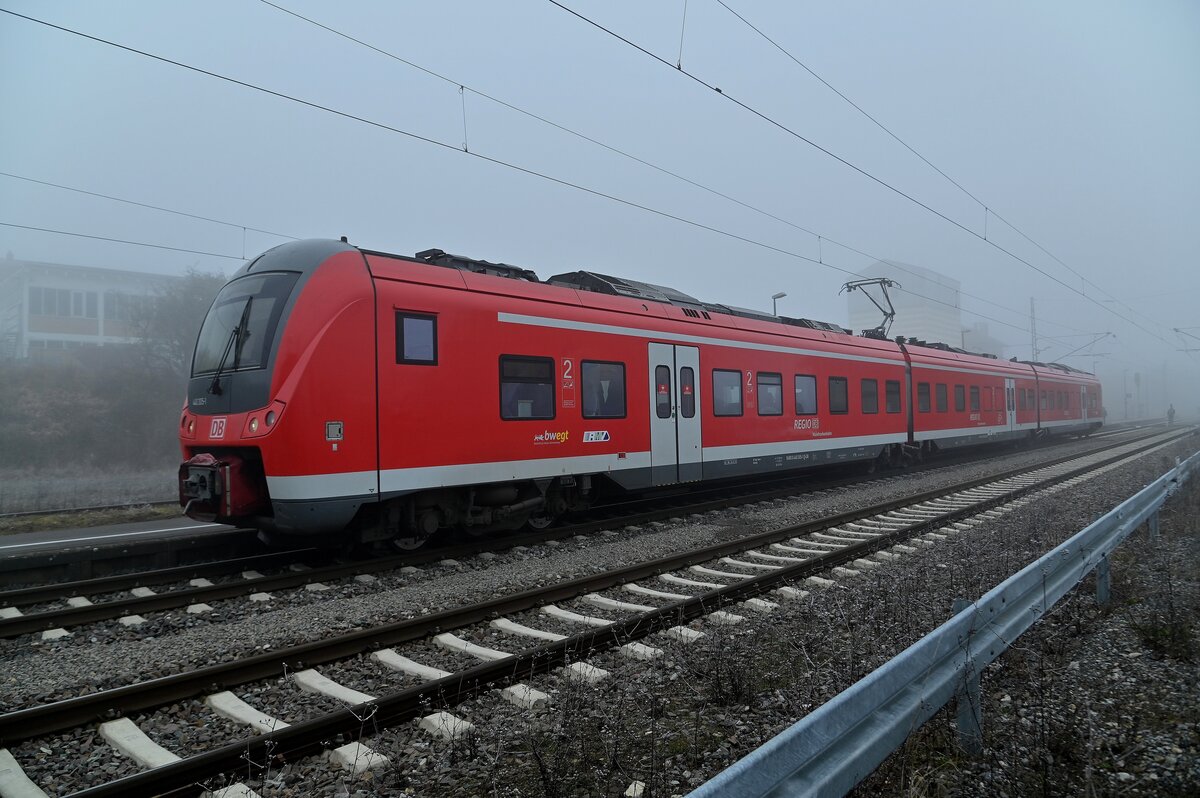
left=0, top=6, right=1043, bottom=339
left=0, top=171, right=301, bottom=242
left=254, top=0, right=1092, bottom=337
left=713, top=0, right=1171, bottom=338
left=0, top=221, right=247, bottom=261
left=545, top=0, right=1175, bottom=348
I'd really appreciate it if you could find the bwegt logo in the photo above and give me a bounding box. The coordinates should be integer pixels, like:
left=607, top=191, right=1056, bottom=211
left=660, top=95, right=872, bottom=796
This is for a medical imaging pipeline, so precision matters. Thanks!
left=534, top=430, right=569, bottom=444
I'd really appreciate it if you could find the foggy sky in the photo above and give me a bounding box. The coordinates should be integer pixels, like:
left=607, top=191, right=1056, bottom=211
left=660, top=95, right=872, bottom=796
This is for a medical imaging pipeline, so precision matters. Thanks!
left=2, top=1, right=1197, bottom=415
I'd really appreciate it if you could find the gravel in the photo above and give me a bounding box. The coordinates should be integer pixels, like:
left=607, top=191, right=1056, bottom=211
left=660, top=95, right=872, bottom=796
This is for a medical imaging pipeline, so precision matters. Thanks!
left=2, top=429, right=1195, bottom=796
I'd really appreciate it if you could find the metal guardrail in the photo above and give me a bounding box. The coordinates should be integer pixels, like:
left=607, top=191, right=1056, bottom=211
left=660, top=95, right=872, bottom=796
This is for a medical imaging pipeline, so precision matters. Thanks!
left=690, top=449, right=1199, bottom=798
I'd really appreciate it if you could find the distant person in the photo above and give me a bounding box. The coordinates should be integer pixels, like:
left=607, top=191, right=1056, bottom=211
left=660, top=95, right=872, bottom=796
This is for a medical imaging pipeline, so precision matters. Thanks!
left=1167, top=404, right=1175, bottom=425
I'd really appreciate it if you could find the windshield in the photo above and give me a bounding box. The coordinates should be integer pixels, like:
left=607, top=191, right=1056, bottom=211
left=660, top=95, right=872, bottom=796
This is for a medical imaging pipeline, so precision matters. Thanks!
left=192, top=272, right=299, bottom=376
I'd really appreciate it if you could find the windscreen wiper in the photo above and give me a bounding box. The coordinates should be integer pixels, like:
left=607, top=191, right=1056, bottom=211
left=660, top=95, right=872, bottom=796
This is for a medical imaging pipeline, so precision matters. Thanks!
left=208, top=297, right=254, bottom=396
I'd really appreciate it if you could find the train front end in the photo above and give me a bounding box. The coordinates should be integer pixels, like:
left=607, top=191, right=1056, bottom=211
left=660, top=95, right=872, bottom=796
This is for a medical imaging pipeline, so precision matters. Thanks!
left=178, top=238, right=375, bottom=534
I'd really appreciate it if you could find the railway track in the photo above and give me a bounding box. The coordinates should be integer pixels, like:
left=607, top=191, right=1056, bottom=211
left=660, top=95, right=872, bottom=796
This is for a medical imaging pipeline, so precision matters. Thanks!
left=0, top=427, right=1158, bottom=642
left=0, top=427, right=1190, bottom=796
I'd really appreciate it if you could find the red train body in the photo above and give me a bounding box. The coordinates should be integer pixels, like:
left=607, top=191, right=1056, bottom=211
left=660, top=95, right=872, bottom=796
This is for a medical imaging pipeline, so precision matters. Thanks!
left=179, top=240, right=1103, bottom=545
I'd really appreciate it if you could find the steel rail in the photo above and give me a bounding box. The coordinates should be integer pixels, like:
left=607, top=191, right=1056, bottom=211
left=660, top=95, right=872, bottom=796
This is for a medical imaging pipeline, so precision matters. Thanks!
left=0, top=428, right=1161, bottom=636
left=60, top=432, right=1189, bottom=797
left=1, top=430, right=1182, bottom=756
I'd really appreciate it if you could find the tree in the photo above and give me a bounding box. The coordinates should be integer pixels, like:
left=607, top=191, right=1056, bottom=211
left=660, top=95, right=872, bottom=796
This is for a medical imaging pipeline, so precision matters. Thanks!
left=130, top=266, right=226, bottom=379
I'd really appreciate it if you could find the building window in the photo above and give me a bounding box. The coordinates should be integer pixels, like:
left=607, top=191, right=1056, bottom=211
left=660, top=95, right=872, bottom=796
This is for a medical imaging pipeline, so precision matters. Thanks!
left=936, top=383, right=948, bottom=413
left=917, top=382, right=931, bottom=413
left=829, top=377, right=849, bottom=414
left=861, top=379, right=879, bottom=414
left=795, top=374, right=818, bottom=415
left=500, top=356, right=555, bottom=419
left=582, top=361, right=626, bottom=418
left=30, top=287, right=98, bottom=319
left=757, top=372, right=783, bottom=416
left=395, top=312, right=437, bottom=364
left=885, top=380, right=902, bottom=413
left=712, top=369, right=743, bottom=416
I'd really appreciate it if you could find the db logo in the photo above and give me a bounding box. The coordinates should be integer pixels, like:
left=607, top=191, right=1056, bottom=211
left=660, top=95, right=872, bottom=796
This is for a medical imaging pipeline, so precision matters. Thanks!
left=210, top=418, right=227, bottom=439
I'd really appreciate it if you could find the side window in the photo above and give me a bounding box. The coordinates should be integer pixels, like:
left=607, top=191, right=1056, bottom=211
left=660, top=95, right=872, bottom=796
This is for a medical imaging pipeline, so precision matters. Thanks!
left=981, top=387, right=992, bottom=412
left=829, top=377, right=849, bottom=414
left=395, top=312, right=437, bottom=365
left=955, top=384, right=966, bottom=412
left=970, top=386, right=981, bottom=412
left=917, top=382, right=931, bottom=413
left=758, top=372, right=783, bottom=416
left=500, top=355, right=554, bottom=419
left=680, top=367, right=696, bottom=419
left=936, top=383, right=948, bottom=413
left=794, top=374, right=818, bottom=415
left=861, top=379, right=879, bottom=414
left=885, top=380, right=901, bottom=413
left=581, top=361, right=626, bottom=419
left=713, top=369, right=743, bottom=416
left=655, top=365, right=672, bottom=419
left=1040, top=390, right=1047, bottom=410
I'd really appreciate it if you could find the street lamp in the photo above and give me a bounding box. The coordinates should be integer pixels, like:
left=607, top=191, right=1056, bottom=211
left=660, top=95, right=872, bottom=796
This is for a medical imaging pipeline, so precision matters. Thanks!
left=771, top=291, right=787, bottom=316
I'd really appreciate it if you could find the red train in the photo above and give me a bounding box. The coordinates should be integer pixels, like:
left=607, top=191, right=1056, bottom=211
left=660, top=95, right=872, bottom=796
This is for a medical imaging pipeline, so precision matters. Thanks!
left=179, top=239, right=1103, bottom=547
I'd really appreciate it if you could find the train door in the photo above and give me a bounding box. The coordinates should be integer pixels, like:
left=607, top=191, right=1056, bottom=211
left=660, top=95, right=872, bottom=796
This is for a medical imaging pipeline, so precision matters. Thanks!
left=648, top=343, right=702, bottom=486
left=1005, top=378, right=1016, bottom=430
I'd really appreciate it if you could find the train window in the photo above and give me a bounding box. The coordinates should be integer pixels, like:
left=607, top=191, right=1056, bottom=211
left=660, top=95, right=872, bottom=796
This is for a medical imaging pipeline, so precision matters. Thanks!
left=936, top=383, right=948, bottom=413
left=758, top=372, right=783, bottom=416
left=581, top=361, right=626, bottom=419
left=861, top=379, right=879, bottom=414
left=395, top=312, right=437, bottom=365
left=713, top=369, right=743, bottom=416
left=1040, top=390, right=1048, bottom=410
left=885, top=380, right=901, bottom=413
left=499, top=355, right=555, bottom=420
left=917, top=382, right=930, bottom=413
left=795, top=374, right=818, bottom=415
left=1027, top=389, right=1036, bottom=409
left=954, top=385, right=966, bottom=412
left=655, top=366, right=672, bottom=419
left=970, top=386, right=980, bottom=412
left=829, top=377, right=849, bottom=414
left=981, top=388, right=992, bottom=412
left=680, top=367, right=696, bottom=418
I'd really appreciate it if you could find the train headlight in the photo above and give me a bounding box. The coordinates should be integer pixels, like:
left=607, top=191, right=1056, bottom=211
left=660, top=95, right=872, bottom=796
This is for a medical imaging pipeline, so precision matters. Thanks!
left=266, top=410, right=276, bottom=427
left=249, top=417, right=259, bottom=433
left=187, top=419, right=194, bottom=434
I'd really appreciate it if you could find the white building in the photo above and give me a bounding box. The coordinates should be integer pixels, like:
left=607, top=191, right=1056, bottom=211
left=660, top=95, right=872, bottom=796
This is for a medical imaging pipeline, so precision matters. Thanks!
left=0, top=254, right=177, bottom=361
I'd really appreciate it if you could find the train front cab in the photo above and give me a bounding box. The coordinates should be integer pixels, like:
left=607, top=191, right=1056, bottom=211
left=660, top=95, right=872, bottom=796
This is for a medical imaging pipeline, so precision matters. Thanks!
left=179, top=239, right=379, bottom=535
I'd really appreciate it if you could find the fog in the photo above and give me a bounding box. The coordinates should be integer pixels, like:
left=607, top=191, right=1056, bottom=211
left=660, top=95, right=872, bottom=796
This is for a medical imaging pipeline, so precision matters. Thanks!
left=3, top=0, right=1198, bottom=427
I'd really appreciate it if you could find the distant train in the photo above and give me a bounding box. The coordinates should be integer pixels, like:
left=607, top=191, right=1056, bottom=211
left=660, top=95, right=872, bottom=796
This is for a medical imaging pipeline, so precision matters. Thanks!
left=179, top=239, right=1103, bottom=547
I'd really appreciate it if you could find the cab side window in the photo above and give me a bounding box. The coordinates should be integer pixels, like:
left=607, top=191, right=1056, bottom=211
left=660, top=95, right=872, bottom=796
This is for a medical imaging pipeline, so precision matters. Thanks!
left=395, top=312, right=437, bottom=364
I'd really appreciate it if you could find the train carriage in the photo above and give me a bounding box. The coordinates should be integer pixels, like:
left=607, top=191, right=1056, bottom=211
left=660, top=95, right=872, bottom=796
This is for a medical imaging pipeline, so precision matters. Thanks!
left=179, top=239, right=1102, bottom=547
